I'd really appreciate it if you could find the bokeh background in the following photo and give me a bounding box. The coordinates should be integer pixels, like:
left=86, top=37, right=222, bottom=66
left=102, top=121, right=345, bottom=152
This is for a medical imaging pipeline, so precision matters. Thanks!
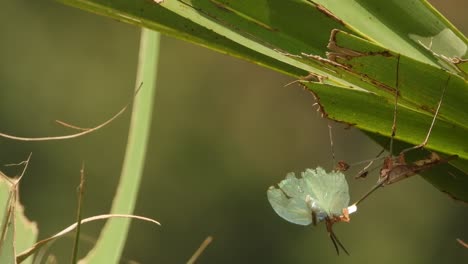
left=1, top=1, right=467, bottom=263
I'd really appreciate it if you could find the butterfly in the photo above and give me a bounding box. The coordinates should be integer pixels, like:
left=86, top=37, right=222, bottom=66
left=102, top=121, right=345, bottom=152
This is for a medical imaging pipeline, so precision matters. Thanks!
left=267, top=167, right=354, bottom=255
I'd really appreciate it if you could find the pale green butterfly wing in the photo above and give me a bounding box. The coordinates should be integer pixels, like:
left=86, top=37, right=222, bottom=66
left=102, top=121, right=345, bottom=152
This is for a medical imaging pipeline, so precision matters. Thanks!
left=276, top=172, right=307, bottom=199
left=303, top=167, right=349, bottom=217
left=327, top=171, right=350, bottom=216
left=267, top=167, right=350, bottom=225
left=267, top=186, right=312, bottom=225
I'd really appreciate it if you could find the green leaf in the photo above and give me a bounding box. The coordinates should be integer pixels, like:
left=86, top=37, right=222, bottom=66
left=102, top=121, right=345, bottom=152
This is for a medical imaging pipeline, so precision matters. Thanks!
left=78, top=29, right=160, bottom=263
left=0, top=179, right=17, bottom=264
left=0, top=171, right=38, bottom=264
left=310, top=0, right=467, bottom=65
left=57, top=0, right=468, bottom=200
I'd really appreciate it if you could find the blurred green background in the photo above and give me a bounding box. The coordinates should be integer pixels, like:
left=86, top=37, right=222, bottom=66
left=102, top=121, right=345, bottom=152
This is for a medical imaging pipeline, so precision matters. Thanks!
left=1, top=0, right=467, bottom=263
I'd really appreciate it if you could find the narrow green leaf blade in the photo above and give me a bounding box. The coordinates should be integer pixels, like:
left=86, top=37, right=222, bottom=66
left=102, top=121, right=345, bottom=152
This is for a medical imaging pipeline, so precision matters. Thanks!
left=0, top=181, right=16, bottom=264
left=78, top=29, right=160, bottom=263
left=0, top=174, right=37, bottom=264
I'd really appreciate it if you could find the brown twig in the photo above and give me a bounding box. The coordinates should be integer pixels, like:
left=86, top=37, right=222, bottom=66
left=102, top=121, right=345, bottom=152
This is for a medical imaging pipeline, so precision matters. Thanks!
left=55, top=120, right=89, bottom=131
left=71, top=163, right=86, bottom=264
left=187, top=236, right=213, bottom=264
left=0, top=83, right=143, bottom=141
left=456, top=238, right=468, bottom=249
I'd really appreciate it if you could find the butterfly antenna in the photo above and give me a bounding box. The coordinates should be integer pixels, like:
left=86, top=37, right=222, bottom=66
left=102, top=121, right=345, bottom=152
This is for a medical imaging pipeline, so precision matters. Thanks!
left=331, top=230, right=350, bottom=256
left=326, top=219, right=350, bottom=256
left=329, top=232, right=340, bottom=255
